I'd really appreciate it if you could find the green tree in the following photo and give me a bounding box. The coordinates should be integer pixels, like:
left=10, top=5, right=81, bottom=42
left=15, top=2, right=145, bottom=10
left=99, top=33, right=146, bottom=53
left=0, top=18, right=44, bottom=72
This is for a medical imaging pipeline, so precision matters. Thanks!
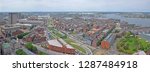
left=25, top=42, right=37, bottom=53
left=17, top=32, right=29, bottom=39
left=16, top=49, right=27, bottom=55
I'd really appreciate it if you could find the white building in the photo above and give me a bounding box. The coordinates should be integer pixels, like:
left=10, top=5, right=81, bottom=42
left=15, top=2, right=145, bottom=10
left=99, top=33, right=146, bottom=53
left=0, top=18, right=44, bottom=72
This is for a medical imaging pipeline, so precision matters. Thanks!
left=115, top=23, right=121, bottom=30
left=133, top=50, right=146, bottom=55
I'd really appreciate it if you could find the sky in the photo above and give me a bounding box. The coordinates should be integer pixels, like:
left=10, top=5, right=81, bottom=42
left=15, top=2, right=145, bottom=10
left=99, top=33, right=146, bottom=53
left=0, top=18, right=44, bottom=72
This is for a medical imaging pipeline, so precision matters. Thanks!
left=0, top=0, right=150, bottom=12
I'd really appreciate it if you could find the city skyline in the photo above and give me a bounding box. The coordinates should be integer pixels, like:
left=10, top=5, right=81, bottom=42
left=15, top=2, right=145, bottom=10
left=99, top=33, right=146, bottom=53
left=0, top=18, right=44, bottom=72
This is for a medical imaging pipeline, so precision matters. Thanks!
left=0, top=0, right=150, bottom=12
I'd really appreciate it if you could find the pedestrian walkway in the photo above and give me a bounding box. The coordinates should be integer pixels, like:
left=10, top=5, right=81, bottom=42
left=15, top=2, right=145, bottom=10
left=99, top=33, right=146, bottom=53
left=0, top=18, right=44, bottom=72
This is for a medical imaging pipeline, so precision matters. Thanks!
left=22, top=48, right=36, bottom=55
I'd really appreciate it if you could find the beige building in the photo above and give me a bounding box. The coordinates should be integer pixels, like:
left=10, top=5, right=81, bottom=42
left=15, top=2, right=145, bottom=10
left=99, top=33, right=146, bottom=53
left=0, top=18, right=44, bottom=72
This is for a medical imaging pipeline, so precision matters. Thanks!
left=0, top=24, right=21, bottom=37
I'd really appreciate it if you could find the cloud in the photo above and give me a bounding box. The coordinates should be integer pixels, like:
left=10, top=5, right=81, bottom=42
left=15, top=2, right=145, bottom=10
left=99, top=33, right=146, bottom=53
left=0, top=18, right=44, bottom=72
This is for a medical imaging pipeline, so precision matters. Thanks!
left=0, top=0, right=150, bottom=12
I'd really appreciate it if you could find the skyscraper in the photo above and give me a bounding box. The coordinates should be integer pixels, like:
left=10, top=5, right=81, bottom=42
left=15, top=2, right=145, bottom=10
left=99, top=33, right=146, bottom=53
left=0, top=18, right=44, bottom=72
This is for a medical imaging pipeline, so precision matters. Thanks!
left=8, top=13, right=19, bottom=24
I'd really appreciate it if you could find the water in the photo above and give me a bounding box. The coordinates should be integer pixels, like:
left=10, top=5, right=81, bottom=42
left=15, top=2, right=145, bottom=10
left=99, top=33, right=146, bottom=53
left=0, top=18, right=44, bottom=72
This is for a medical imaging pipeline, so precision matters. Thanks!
left=104, top=14, right=150, bottom=27
left=139, top=34, right=150, bottom=42
left=146, top=34, right=150, bottom=36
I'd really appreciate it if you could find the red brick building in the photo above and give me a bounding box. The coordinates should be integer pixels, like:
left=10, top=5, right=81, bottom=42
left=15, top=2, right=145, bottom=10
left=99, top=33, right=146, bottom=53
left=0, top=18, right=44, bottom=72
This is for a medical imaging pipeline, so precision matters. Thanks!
left=23, top=27, right=46, bottom=43
left=91, top=38, right=97, bottom=48
left=12, top=30, right=23, bottom=36
left=101, top=41, right=110, bottom=49
left=24, top=35, right=46, bottom=43
left=47, top=39, right=75, bottom=54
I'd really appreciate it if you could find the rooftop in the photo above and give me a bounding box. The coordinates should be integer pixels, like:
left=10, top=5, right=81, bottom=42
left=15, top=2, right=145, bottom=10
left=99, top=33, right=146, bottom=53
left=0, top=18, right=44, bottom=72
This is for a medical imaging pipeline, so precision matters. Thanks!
left=14, top=23, right=33, bottom=27
left=19, top=19, right=44, bottom=24
left=48, top=39, right=62, bottom=47
left=48, top=39, right=74, bottom=49
left=2, top=43, right=10, bottom=49
left=1, top=25, right=20, bottom=30
left=133, top=50, right=146, bottom=55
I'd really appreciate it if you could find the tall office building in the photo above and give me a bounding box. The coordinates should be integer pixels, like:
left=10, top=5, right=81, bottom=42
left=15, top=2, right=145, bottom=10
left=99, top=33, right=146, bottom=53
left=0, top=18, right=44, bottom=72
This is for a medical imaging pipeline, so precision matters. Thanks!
left=8, top=13, right=19, bottom=24
left=0, top=43, right=2, bottom=55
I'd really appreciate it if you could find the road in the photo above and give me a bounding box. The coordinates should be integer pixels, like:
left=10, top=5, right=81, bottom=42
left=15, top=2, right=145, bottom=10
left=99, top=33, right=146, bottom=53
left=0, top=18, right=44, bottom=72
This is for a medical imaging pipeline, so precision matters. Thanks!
left=93, top=48, right=109, bottom=55
left=22, top=48, right=36, bottom=55
left=47, top=22, right=93, bottom=55
left=66, top=34, right=93, bottom=55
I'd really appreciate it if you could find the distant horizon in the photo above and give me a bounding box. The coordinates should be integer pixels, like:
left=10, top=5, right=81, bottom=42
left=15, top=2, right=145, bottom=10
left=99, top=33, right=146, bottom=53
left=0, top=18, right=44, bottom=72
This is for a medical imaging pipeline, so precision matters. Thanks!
left=0, top=0, right=150, bottom=12
left=0, top=11, right=150, bottom=13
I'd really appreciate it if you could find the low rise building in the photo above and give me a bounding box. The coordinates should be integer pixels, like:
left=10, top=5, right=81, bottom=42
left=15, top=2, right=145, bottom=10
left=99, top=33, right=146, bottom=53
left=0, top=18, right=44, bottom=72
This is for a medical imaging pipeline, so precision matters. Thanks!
left=133, top=50, right=146, bottom=55
left=91, top=38, right=97, bottom=48
left=47, top=39, right=75, bottom=54
left=23, top=27, right=46, bottom=43
left=101, top=41, right=110, bottom=49
left=24, top=34, right=46, bottom=43
left=2, top=43, right=11, bottom=55
left=12, top=30, right=23, bottom=36
left=18, top=19, right=44, bottom=25
left=101, top=33, right=116, bottom=49
left=0, top=24, right=21, bottom=37
left=14, top=23, right=33, bottom=30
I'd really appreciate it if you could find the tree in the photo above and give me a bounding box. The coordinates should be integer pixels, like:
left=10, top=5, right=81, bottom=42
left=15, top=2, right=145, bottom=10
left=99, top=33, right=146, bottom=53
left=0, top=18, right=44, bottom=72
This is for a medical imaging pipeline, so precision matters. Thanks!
left=25, top=42, right=33, bottom=49
left=17, top=32, right=29, bottom=39
left=25, top=42, right=37, bottom=53
left=16, top=49, right=26, bottom=55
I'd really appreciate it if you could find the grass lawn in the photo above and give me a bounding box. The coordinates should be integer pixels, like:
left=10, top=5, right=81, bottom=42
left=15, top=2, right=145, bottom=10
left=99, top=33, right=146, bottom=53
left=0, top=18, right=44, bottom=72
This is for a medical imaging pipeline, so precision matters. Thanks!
left=64, top=38, right=86, bottom=54
left=117, top=32, right=150, bottom=54
left=48, top=27, right=86, bottom=54
left=38, top=51, right=47, bottom=55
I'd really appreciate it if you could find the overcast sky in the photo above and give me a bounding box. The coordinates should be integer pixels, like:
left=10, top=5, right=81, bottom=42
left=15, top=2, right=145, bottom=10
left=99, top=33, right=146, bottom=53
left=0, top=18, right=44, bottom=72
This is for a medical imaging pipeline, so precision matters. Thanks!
left=0, top=0, right=150, bottom=12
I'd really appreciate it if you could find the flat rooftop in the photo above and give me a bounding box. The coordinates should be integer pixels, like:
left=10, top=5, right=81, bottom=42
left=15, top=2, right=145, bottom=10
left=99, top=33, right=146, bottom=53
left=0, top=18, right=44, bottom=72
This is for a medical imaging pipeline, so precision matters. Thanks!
left=48, top=39, right=74, bottom=49
left=14, top=23, right=33, bottom=26
left=48, top=39, right=62, bottom=47
left=0, top=24, right=20, bottom=30
left=19, top=19, right=44, bottom=24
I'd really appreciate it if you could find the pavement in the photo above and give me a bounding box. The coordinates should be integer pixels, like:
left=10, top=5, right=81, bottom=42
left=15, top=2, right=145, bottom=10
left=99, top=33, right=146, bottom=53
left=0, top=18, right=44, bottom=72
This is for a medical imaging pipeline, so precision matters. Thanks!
left=67, top=34, right=93, bottom=55
left=47, top=23, right=93, bottom=55
left=22, top=48, right=36, bottom=55
left=93, top=48, right=109, bottom=55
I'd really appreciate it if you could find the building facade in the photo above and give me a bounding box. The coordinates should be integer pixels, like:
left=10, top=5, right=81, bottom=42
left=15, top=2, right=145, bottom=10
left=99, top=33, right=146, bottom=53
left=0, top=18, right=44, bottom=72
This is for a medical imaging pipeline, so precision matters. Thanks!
left=8, top=13, right=19, bottom=24
left=2, top=43, right=11, bottom=55
left=47, top=39, right=75, bottom=54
